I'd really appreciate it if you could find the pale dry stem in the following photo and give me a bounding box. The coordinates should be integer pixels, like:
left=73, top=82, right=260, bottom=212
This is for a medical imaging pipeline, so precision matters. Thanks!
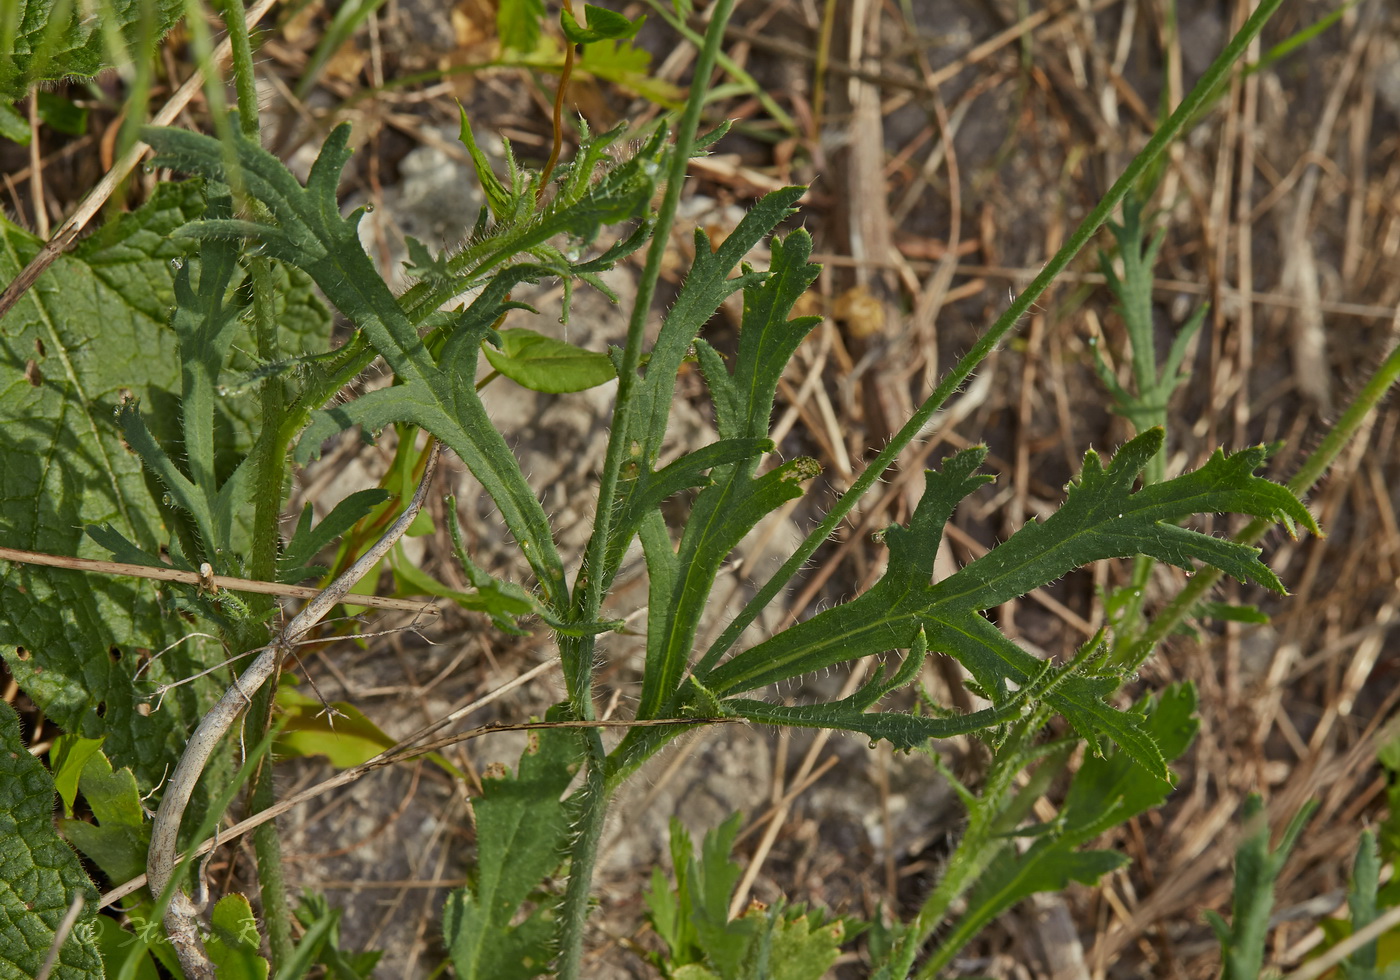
left=145, top=442, right=442, bottom=980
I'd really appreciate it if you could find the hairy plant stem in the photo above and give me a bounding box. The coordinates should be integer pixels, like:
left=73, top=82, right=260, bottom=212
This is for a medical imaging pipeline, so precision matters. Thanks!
left=1127, top=334, right=1400, bottom=667
left=216, top=0, right=297, bottom=964
left=147, top=446, right=441, bottom=980
left=554, top=3, right=738, bottom=976
left=243, top=258, right=294, bottom=968
left=555, top=732, right=608, bottom=980
left=1110, top=203, right=1173, bottom=650
left=912, top=742, right=1070, bottom=978
left=220, top=0, right=260, bottom=142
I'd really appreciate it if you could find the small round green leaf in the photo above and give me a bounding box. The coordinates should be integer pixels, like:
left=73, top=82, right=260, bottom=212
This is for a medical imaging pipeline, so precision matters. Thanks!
left=560, top=4, right=645, bottom=44
left=483, top=327, right=618, bottom=393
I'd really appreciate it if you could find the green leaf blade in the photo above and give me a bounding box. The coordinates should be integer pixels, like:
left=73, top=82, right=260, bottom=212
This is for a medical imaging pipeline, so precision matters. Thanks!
left=728, top=230, right=822, bottom=442
left=703, top=432, right=1305, bottom=773
left=278, top=489, right=391, bottom=583
left=0, top=189, right=225, bottom=790
left=938, top=431, right=1316, bottom=612
left=638, top=456, right=820, bottom=718
left=497, top=0, right=545, bottom=52
left=58, top=748, right=150, bottom=887
left=632, top=186, right=806, bottom=471
left=483, top=327, right=618, bottom=393
left=0, top=702, right=103, bottom=980
left=444, top=720, right=584, bottom=980
left=1, top=0, right=184, bottom=100
left=206, top=894, right=271, bottom=980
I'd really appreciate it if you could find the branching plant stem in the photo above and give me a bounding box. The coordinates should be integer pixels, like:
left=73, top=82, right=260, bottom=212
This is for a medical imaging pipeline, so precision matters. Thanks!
left=217, top=0, right=296, bottom=959
left=555, top=3, right=739, bottom=977
left=690, top=0, right=1287, bottom=685
left=146, top=443, right=441, bottom=980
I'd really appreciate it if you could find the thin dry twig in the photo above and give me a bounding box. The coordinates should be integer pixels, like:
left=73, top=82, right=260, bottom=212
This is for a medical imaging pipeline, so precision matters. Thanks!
left=0, top=547, right=440, bottom=614
left=107, top=711, right=737, bottom=908
left=103, top=652, right=560, bottom=909
left=1281, top=901, right=1400, bottom=980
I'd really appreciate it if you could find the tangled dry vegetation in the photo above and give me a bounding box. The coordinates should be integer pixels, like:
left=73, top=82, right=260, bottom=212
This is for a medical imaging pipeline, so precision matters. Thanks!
left=4, top=0, right=1399, bottom=977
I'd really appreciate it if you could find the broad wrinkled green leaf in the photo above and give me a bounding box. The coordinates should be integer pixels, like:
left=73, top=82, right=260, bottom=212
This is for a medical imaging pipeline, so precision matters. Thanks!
left=443, top=718, right=584, bottom=980
left=91, top=915, right=160, bottom=980
left=0, top=701, right=103, bottom=980
left=703, top=431, right=1317, bottom=778
left=0, top=0, right=183, bottom=100
left=482, top=327, right=617, bottom=393
left=0, top=182, right=226, bottom=789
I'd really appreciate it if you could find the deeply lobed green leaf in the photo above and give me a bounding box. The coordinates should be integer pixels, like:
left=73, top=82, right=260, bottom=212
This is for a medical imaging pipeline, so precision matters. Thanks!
left=444, top=718, right=585, bottom=980
left=646, top=813, right=855, bottom=980
left=703, top=430, right=1315, bottom=778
